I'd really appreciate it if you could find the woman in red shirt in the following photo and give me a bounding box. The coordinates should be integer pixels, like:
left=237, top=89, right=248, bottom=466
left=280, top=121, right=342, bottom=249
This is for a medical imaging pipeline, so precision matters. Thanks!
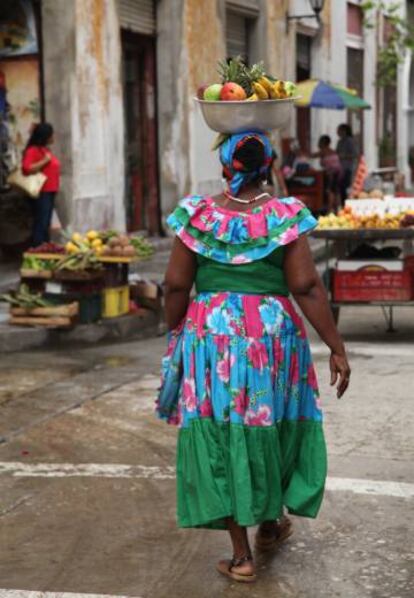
left=22, top=122, right=60, bottom=246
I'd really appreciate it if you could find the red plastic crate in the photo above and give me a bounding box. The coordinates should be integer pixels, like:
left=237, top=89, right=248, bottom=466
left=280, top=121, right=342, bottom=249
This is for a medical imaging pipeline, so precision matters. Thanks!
left=333, top=268, right=413, bottom=302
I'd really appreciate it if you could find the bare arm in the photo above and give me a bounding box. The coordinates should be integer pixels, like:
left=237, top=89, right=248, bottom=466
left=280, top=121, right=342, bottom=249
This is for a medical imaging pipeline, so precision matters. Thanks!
left=24, top=153, right=51, bottom=174
left=284, top=236, right=351, bottom=397
left=164, top=237, right=197, bottom=331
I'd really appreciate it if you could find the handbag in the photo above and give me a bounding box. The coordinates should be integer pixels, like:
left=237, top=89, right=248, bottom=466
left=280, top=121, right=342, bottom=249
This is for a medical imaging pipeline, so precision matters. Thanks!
left=8, top=167, right=47, bottom=198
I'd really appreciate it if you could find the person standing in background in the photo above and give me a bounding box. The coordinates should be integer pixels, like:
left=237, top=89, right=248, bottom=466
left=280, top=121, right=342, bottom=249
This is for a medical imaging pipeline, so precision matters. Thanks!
left=336, top=124, right=358, bottom=203
left=22, top=122, right=60, bottom=247
left=312, top=135, right=342, bottom=213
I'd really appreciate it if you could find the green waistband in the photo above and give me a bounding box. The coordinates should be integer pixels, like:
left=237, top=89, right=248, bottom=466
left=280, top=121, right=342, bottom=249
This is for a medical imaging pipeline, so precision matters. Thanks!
left=195, top=252, right=289, bottom=295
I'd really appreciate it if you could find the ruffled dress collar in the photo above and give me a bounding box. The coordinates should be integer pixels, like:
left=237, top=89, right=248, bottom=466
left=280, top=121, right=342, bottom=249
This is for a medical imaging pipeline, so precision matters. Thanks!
left=167, top=195, right=317, bottom=264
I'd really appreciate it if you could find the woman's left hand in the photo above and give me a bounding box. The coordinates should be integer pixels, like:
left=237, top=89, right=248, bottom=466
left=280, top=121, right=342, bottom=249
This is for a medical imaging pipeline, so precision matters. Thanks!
left=329, top=351, right=351, bottom=398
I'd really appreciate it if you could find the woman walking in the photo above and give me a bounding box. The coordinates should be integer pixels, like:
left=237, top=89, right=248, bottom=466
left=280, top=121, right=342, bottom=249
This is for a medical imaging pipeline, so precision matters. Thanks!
left=157, top=132, right=350, bottom=583
left=22, top=122, right=60, bottom=246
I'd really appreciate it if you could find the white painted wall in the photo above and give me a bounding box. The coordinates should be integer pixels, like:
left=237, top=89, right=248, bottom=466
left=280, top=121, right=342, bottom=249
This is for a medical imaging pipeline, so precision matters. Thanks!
left=309, top=0, right=348, bottom=154
left=361, top=15, right=378, bottom=172
left=189, top=104, right=223, bottom=197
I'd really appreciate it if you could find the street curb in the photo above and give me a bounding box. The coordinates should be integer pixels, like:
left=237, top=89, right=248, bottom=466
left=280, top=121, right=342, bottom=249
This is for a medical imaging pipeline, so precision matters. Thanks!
left=0, top=310, right=162, bottom=354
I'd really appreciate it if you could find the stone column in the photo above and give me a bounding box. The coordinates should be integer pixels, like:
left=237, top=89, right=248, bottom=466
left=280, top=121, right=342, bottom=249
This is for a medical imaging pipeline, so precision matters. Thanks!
left=41, top=0, right=125, bottom=232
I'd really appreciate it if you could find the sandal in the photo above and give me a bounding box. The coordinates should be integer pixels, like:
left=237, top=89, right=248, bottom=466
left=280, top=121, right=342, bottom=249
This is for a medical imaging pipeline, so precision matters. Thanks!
left=255, top=516, right=293, bottom=552
left=216, top=555, right=257, bottom=583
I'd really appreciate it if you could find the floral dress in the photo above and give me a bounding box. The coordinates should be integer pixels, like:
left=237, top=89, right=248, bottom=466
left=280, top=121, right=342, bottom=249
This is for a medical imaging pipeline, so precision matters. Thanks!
left=156, top=194, right=327, bottom=529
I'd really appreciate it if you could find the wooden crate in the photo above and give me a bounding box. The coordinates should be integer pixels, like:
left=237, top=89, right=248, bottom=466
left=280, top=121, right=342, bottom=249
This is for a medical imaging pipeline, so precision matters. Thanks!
left=9, top=302, right=79, bottom=328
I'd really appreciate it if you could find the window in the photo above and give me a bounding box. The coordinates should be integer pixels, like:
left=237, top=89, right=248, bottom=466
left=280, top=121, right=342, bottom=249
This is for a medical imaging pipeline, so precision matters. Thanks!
left=347, top=2, right=363, bottom=37
left=226, top=11, right=253, bottom=64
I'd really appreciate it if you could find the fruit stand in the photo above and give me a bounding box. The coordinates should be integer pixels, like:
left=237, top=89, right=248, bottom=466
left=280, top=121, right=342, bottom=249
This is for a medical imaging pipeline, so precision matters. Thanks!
left=1, top=232, right=156, bottom=328
left=314, top=200, right=414, bottom=331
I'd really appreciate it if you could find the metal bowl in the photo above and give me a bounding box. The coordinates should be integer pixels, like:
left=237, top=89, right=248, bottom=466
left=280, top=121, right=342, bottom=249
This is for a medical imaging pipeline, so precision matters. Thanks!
left=194, top=97, right=298, bottom=133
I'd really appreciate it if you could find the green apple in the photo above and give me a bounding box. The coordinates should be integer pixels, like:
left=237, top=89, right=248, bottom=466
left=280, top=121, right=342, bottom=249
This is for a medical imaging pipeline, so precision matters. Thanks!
left=203, top=83, right=223, bottom=101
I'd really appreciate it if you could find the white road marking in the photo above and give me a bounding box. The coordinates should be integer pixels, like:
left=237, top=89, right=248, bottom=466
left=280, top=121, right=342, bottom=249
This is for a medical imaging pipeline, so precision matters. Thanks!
left=325, top=477, right=414, bottom=498
left=0, top=462, right=175, bottom=480
left=0, top=592, right=142, bottom=598
left=0, top=462, right=413, bottom=499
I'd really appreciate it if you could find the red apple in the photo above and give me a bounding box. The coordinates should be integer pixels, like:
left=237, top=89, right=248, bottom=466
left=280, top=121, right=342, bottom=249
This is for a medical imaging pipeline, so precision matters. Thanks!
left=220, top=82, right=246, bottom=101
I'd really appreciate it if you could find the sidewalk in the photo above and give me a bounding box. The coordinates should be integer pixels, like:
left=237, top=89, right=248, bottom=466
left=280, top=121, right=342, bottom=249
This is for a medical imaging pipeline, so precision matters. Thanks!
left=0, top=237, right=327, bottom=353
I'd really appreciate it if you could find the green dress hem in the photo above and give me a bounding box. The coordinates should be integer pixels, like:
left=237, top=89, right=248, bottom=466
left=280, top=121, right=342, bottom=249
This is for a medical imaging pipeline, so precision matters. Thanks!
left=176, top=418, right=327, bottom=529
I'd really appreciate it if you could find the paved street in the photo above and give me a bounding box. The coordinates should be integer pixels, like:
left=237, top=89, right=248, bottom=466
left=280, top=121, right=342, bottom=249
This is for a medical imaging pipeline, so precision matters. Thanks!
left=0, top=308, right=413, bottom=598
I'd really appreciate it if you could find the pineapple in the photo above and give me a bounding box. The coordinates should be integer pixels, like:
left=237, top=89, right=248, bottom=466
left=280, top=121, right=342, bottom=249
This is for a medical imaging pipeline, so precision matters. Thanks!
left=217, top=57, right=266, bottom=95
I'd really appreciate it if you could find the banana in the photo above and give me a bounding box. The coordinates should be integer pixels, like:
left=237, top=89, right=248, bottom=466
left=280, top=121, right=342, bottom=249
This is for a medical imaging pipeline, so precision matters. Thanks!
left=272, top=81, right=288, bottom=99
left=246, top=93, right=259, bottom=101
left=257, top=77, right=274, bottom=95
left=252, top=82, right=269, bottom=100
left=269, top=83, right=280, bottom=99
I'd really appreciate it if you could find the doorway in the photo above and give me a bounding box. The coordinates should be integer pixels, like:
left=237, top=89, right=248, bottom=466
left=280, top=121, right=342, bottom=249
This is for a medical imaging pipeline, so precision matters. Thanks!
left=122, top=31, right=159, bottom=233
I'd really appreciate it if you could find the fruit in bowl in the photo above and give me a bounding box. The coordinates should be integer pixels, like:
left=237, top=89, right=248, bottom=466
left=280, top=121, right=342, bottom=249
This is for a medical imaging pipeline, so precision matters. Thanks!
left=199, top=57, right=298, bottom=103
left=220, top=82, right=246, bottom=101
left=203, top=83, right=222, bottom=101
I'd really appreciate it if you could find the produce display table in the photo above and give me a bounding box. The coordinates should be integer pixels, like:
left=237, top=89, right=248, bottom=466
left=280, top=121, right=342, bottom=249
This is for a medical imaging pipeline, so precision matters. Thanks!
left=20, top=253, right=142, bottom=322
left=310, top=228, right=414, bottom=331
left=4, top=232, right=155, bottom=329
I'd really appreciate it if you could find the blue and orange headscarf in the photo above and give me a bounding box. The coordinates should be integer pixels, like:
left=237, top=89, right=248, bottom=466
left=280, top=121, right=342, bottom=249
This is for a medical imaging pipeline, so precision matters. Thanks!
left=219, top=131, right=273, bottom=195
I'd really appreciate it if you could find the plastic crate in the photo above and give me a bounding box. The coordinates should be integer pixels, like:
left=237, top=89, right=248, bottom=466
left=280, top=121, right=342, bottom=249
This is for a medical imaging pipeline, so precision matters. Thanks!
left=333, top=268, right=413, bottom=302
left=44, top=292, right=102, bottom=324
left=102, top=286, right=130, bottom=318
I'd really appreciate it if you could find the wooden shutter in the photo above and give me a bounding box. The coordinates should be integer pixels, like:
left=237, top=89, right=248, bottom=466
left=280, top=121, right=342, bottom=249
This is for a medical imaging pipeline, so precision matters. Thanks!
left=119, top=0, right=155, bottom=36
left=226, top=11, right=248, bottom=61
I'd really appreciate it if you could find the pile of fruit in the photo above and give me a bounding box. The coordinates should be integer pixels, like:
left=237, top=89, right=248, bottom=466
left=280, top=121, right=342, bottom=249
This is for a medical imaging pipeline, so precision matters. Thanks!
left=22, top=255, right=56, bottom=272
left=352, top=189, right=384, bottom=200
left=54, top=251, right=102, bottom=273
left=27, top=242, right=66, bottom=254
left=317, top=207, right=412, bottom=230
left=64, top=230, right=154, bottom=259
left=198, top=58, right=297, bottom=102
left=400, top=212, right=414, bottom=228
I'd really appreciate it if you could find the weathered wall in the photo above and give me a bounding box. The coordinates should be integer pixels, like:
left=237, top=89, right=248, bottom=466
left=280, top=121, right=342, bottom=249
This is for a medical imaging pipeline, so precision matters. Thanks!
left=42, top=0, right=125, bottom=232
left=187, top=0, right=226, bottom=200
left=310, top=0, right=344, bottom=151
left=156, top=0, right=189, bottom=222
left=265, top=0, right=293, bottom=148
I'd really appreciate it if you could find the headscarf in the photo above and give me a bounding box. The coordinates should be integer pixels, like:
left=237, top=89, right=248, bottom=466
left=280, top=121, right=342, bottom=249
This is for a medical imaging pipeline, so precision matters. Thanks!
left=219, top=131, right=273, bottom=195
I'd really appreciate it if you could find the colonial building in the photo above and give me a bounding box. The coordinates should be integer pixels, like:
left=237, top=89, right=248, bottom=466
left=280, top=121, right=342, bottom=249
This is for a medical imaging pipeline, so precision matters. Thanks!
left=0, top=0, right=412, bottom=246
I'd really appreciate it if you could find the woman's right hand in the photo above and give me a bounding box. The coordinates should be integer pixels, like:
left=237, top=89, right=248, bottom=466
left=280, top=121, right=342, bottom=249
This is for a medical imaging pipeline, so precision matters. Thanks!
left=330, top=351, right=351, bottom=398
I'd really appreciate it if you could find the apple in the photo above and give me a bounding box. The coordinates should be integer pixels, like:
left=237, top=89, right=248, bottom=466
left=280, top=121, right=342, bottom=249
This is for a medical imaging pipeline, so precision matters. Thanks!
left=285, top=81, right=297, bottom=97
left=197, top=84, right=208, bottom=99
left=220, top=82, right=246, bottom=101
left=203, top=83, right=223, bottom=101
